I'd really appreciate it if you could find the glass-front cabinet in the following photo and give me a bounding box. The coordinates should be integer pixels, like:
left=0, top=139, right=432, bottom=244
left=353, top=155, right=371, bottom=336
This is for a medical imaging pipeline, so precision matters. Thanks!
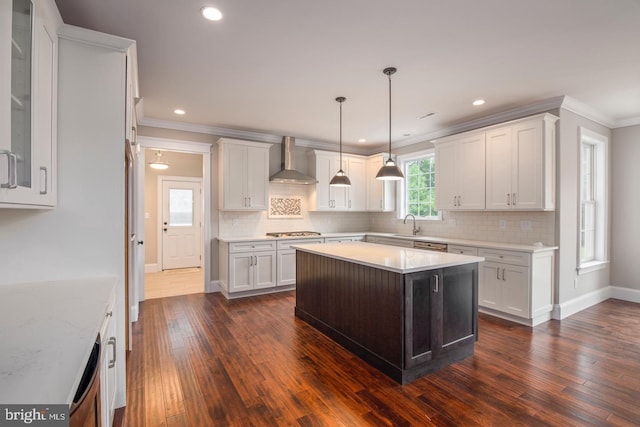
left=1, top=0, right=57, bottom=208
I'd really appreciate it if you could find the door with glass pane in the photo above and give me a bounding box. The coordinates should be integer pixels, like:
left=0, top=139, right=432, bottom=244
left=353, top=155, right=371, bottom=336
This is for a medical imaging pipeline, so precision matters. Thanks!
left=161, top=178, right=202, bottom=270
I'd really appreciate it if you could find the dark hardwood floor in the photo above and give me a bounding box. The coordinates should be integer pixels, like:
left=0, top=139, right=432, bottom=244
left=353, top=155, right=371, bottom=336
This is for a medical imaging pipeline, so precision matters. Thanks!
left=114, top=291, right=640, bottom=426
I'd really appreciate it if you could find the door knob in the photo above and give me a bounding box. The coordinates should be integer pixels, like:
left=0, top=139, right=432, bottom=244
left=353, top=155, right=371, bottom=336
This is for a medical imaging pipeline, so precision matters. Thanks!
left=137, top=241, right=144, bottom=245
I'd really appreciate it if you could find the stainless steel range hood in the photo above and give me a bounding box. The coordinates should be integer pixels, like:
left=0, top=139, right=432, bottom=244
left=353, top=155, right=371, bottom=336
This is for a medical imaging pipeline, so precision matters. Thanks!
left=269, top=136, right=317, bottom=185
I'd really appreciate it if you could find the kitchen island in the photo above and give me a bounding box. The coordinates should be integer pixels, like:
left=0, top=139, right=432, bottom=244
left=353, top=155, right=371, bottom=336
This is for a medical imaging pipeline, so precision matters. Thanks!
left=293, top=242, right=484, bottom=384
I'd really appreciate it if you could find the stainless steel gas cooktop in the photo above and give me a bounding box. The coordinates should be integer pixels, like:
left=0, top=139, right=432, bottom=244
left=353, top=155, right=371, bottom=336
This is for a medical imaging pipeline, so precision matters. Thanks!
left=265, top=231, right=322, bottom=238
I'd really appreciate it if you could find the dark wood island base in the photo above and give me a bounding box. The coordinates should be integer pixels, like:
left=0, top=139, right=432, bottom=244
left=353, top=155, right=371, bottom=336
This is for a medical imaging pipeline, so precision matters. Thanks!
left=295, top=249, right=479, bottom=385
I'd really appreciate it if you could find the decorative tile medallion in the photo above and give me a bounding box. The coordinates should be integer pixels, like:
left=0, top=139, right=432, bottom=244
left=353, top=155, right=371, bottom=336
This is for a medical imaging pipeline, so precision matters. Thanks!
left=269, top=196, right=303, bottom=218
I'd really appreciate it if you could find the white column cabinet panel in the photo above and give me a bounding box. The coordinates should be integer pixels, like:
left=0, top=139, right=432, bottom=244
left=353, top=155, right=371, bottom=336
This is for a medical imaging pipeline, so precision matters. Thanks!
left=366, top=154, right=394, bottom=212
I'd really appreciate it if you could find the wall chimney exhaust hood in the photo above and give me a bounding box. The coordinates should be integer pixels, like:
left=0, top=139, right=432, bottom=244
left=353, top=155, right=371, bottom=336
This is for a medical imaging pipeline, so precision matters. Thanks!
left=269, top=136, right=317, bottom=185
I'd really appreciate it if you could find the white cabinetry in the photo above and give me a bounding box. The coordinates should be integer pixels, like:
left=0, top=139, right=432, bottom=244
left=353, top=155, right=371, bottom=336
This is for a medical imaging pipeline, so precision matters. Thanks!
left=276, top=238, right=324, bottom=286
left=366, top=154, right=395, bottom=211
left=478, top=247, right=554, bottom=326
left=366, top=235, right=414, bottom=248
left=435, top=132, right=485, bottom=210
left=100, top=295, right=117, bottom=427
left=1, top=0, right=57, bottom=208
left=448, top=245, right=479, bottom=256
left=218, top=138, right=271, bottom=211
left=324, top=235, right=365, bottom=243
left=308, top=150, right=367, bottom=211
left=220, top=240, right=277, bottom=296
left=485, top=114, right=557, bottom=210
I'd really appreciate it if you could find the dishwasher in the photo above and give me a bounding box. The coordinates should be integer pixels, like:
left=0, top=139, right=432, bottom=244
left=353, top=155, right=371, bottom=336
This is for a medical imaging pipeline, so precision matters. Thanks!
left=413, top=241, right=448, bottom=252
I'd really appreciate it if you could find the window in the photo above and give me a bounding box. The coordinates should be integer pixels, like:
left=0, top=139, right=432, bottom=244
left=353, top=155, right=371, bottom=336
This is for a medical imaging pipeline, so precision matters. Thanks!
left=398, top=150, right=439, bottom=220
left=578, top=127, right=608, bottom=273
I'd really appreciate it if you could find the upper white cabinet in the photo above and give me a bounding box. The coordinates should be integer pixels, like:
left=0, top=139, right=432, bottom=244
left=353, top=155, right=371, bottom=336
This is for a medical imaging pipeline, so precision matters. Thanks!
left=218, top=138, right=272, bottom=211
left=366, top=154, right=395, bottom=212
left=1, top=0, right=57, bottom=208
left=434, top=113, right=557, bottom=212
left=485, top=114, right=558, bottom=210
left=308, top=150, right=367, bottom=211
left=434, top=132, right=485, bottom=210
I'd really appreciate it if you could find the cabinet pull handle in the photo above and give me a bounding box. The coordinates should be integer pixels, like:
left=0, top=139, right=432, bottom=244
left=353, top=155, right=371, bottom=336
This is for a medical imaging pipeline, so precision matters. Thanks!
left=496, top=268, right=500, bottom=280
left=108, top=337, right=116, bottom=368
left=0, top=151, right=18, bottom=189
left=248, top=197, right=251, bottom=207
left=507, top=193, right=511, bottom=206
left=348, top=200, right=351, bottom=209
left=453, top=195, right=456, bottom=207
left=39, top=166, right=48, bottom=195
left=512, top=193, right=516, bottom=206
left=434, top=275, right=439, bottom=293
left=502, top=268, right=506, bottom=281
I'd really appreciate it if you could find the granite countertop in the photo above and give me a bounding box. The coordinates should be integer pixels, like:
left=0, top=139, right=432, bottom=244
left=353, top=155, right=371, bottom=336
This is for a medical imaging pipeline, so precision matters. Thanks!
left=0, top=277, right=117, bottom=405
left=293, top=241, right=484, bottom=274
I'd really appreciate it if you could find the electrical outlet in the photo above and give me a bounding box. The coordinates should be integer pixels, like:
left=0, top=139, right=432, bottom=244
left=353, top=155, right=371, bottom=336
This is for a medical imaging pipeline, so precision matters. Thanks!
left=499, top=220, right=506, bottom=230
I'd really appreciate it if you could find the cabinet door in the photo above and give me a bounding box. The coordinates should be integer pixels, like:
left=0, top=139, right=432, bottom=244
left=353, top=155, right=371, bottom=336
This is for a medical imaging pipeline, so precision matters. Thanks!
left=404, top=271, right=436, bottom=368
left=229, top=253, right=253, bottom=292
left=254, top=251, right=276, bottom=289
left=313, top=155, right=332, bottom=210
left=511, top=121, right=543, bottom=210
left=223, top=145, right=248, bottom=210
left=277, top=250, right=296, bottom=286
left=501, top=264, right=530, bottom=318
left=101, top=313, right=117, bottom=427
left=458, top=133, right=485, bottom=210
left=435, top=143, right=458, bottom=210
left=246, top=146, right=269, bottom=210
left=329, top=157, right=348, bottom=210
left=440, top=264, right=477, bottom=354
left=479, top=262, right=501, bottom=309
left=485, top=127, right=513, bottom=210
left=347, top=157, right=366, bottom=210
left=366, top=155, right=394, bottom=212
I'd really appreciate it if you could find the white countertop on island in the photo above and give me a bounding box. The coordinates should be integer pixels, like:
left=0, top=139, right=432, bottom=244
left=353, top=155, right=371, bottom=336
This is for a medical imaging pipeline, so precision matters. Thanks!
left=0, top=277, right=117, bottom=405
left=293, top=242, right=484, bottom=274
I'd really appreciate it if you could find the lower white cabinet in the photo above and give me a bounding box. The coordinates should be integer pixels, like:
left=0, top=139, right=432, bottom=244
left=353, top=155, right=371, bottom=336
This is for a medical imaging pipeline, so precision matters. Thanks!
left=447, top=245, right=479, bottom=256
left=324, top=235, right=365, bottom=243
left=100, top=296, right=117, bottom=427
left=220, top=240, right=277, bottom=296
left=277, top=238, right=324, bottom=286
left=367, top=236, right=414, bottom=248
left=478, top=248, right=554, bottom=325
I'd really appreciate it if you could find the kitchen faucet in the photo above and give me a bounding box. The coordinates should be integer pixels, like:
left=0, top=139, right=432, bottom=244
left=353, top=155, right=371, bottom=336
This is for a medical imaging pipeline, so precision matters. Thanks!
left=403, top=214, right=421, bottom=236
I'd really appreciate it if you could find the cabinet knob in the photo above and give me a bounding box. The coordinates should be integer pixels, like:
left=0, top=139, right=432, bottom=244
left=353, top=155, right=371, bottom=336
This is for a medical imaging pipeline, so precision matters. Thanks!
left=106, top=310, right=113, bottom=318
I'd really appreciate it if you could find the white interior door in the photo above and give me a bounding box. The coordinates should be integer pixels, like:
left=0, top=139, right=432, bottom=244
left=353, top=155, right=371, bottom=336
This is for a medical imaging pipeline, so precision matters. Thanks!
left=161, top=178, right=202, bottom=270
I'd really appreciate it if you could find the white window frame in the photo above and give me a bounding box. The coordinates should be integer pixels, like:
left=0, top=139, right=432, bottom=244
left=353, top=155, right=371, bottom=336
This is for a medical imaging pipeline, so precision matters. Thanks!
left=397, top=149, right=441, bottom=220
left=577, top=127, right=609, bottom=275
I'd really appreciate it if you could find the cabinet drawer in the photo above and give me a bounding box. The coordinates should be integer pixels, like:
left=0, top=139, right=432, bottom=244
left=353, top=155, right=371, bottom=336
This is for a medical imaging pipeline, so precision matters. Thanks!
left=277, top=238, right=324, bottom=250
left=229, top=241, right=277, bottom=253
left=448, top=245, right=479, bottom=256
left=478, top=248, right=530, bottom=266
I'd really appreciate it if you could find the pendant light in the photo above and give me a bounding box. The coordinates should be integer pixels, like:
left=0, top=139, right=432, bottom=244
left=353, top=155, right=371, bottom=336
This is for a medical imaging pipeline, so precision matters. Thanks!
left=149, top=150, right=169, bottom=170
left=329, top=96, right=351, bottom=187
left=376, top=67, right=405, bottom=180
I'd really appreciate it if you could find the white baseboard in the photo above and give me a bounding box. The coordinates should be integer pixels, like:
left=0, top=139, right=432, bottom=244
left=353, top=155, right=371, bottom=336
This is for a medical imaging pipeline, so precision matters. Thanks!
left=130, top=304, right=139, bottom=323
left=552, top=287, right=612, bottom=320
left=206, top=280, right=221, bottom=293
left=610, top=286, right=640, bottom=303
left=145, top=263, right=160, bottom=273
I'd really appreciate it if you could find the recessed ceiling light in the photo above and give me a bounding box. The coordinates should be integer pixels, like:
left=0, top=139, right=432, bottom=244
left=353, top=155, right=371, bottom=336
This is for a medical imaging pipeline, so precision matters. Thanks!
left=358, top=138, right=367, bottom=143
left=201, top=6, right=223, bottom=21
left=174, top=109, right=186, bottom=115
left=417, top=112, right=435, bottom=119
left=472, top=99, right=485, bottom=106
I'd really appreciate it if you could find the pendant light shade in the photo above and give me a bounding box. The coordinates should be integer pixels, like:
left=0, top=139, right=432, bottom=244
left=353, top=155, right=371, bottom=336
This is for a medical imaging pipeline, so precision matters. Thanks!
left=330, top=96, right=351, bottom=187
left=376, top=67, right=405, bottom=181
left=149, top=150, right=169, bottom=170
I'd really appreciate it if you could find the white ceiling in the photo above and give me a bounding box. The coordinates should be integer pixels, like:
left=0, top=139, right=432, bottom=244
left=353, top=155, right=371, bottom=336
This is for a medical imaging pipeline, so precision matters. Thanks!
left=54, top=0, right=640, bottom=149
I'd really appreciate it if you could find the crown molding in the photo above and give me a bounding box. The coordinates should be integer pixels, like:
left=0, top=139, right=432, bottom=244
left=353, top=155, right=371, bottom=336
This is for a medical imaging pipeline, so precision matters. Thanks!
left=58, top=24, right=135, bottom=52
left=138, top=117, right=374, bottom=155
left=614, top=116, right=640, bottom=128
left=559, top=96, right=616, bottom=128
